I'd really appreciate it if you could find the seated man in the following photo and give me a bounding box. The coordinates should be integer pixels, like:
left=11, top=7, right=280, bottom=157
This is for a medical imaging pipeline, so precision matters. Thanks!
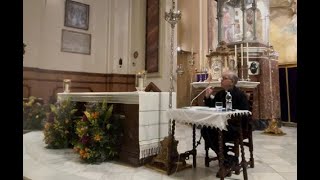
left=201, top=70, right=249, bottom=176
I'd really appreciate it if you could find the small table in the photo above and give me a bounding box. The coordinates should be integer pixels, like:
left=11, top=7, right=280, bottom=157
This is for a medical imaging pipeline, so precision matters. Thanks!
left=167, top=107, right=251, bottom=180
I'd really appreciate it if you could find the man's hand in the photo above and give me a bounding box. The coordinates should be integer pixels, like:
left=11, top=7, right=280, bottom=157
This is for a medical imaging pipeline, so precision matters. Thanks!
left=205, top=87, right=213, bottom=98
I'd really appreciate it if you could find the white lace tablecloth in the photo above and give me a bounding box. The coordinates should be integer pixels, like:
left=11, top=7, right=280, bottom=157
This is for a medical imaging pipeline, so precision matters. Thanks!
left=167, top=106, right=251, bottom=130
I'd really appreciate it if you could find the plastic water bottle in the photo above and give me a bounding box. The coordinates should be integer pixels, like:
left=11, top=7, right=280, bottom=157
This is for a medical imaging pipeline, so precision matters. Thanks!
left=226, top=91, right=232, bottom=111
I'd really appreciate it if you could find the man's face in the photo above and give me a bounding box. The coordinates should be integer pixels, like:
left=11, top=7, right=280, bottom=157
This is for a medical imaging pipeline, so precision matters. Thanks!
left=221, top=75, right=234, bottom=90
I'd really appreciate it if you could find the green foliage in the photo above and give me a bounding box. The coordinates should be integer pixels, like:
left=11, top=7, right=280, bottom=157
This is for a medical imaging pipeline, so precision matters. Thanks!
left=23, top=96, right=47, bottom=130
left=43, top=98, right=77, bottom=149
left=73, top=100, right=123, bottom=163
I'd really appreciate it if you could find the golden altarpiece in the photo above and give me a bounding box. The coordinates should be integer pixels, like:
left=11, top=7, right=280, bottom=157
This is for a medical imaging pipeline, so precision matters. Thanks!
left=184, top=0, right=281, bottom=130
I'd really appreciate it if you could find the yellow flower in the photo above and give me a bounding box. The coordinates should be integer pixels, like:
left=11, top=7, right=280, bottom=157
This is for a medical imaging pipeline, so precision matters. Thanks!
left=94, top=134, right=102, bottom=142
left=80, top=149, right=85, bottom=156
left=84, top=111, right=91, bottom=119
left=91, top=112, right=99, bottom=119
left=45, top=123, right=50, bottom=129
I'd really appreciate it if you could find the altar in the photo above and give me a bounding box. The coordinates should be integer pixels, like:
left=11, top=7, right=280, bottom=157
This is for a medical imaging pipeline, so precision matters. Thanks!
left=57, top=92, right=176, bottom=166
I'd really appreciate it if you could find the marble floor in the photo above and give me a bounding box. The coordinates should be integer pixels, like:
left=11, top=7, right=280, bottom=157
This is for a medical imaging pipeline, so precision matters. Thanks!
left=23, top=125, right=297, bottom=180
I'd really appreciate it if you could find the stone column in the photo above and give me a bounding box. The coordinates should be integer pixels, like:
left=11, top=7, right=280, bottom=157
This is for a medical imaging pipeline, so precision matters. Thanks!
left=241, top=0, right=246, bottom=41
left=217, top=0, right=224, bottom=43
left=252, top=0, right=257, bottom=40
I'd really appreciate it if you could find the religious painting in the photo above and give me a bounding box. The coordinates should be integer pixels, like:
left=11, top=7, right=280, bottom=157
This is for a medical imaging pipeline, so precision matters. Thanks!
left=145, top=0, right=160, bottom=74
left=64, top=0, right=90, bottom=30
left=222, top=5, right=235, bottom=43
left=61, top=29, right=91, bottom=55
left=245, top=8, right=254, bottom=40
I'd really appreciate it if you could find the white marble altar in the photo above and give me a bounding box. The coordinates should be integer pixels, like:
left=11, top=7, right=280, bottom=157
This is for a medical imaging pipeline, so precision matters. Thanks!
left=57, top=92, right=176, bottom=165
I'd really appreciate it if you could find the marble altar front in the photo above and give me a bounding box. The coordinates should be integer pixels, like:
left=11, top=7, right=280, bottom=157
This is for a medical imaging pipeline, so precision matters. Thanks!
left=57, top=92, right=176, bottom=166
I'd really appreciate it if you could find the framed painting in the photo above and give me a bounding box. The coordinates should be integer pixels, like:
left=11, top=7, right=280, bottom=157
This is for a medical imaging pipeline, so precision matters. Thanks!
left=61, top=29, right=91, bottom=55
left=64, top=0, right=89, bottom=30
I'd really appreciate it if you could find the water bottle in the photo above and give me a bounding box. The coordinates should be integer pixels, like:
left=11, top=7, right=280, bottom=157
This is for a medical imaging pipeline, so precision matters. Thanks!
left=226, top=91, right=232, bottom=111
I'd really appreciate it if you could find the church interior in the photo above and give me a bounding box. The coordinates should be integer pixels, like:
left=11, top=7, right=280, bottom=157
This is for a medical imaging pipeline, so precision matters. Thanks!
left=23, top=0, right=297, bottom=179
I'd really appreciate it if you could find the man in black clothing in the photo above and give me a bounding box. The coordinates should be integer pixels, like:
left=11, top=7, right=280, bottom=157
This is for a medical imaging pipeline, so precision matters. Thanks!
left=203, top=71, right=249, bottom=110
left=201, top=70, right=250, bottom=176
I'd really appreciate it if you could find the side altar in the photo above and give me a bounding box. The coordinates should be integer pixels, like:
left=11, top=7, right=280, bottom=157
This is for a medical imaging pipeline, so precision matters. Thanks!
left=57, top=92, right=176, bottom=166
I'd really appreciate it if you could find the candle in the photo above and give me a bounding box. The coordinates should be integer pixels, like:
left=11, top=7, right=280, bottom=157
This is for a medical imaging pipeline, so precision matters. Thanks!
left=246, top=42, right=249, bottom=66
left=63, top=79, right=71, bottom=93
left=138, top=78, right=144, bottom=90
left=234, top=45, right=237, bottom=61
left=241, top=43, right=243, bottom=67
left=65, top=84, right=69, bottom=92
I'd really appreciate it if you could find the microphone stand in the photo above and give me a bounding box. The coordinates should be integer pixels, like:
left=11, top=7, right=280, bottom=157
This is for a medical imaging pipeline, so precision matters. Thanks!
left=190, top=85, right=213, bottom=106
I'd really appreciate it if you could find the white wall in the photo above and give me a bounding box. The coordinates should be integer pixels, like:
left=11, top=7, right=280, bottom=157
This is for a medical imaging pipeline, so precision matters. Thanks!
left=23, top=0, right=42, bottom=67
left=147, top=0, right=177, bottom=92
left=23, top=0, right=109, bottom=73
left=129, top=0, right=146, bottom=74
left=23, top=0, right=175, bottom=92
left=23, top=0, right=148, bottom=74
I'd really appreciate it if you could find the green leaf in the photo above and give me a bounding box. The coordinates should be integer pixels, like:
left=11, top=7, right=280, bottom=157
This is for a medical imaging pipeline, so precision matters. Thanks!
left=50, top=104, right=57, bottom=114
left=70, top=109, right=77, bottom=115
left=104, top=105, right=113, bottom=122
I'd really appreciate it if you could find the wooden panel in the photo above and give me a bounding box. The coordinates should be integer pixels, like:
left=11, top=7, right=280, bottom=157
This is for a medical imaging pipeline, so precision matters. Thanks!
left=177, top=53, right=193, bottom=108
left=23, top=67, right=135, bottom=103
left=145, top=0, right=159, bottom=73
left=115, top=104, right=141, bottom=166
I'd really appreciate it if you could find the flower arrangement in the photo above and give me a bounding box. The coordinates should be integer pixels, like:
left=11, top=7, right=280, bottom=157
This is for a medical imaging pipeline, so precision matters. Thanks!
left=43, top=98, right=77, bottom=149
left=73, top=101, right=123, bottom=163
left=23, top=96, right=47, bottom=130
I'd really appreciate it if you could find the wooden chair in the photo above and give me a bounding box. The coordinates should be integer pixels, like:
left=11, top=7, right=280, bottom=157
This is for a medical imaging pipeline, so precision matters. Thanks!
left=202, top=114, right=254, bottom=176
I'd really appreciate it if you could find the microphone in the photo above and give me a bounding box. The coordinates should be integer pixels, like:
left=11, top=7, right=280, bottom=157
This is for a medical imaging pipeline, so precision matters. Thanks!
left=190, top=85, right=213, bottom=106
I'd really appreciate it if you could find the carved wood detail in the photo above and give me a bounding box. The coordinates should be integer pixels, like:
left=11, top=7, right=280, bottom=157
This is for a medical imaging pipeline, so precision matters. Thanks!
left=23, top=67, right=135, bottom=103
